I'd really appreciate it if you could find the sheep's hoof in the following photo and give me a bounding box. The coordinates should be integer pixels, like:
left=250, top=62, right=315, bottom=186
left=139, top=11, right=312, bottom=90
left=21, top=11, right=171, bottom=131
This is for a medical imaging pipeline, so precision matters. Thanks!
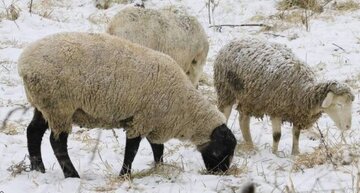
left=272, top=148, right=278, bottom=155
left=291, top=150, right=300, bottom=156
left=30, top=163, right=45, bottom=173
left=241, top=143, right=255, bottom=152
left=30, top=156, right=45, bottom=173
left=154, top=161, right=164, bottom=170
left=119, top=168, right=131, bottom=177
left=155, top=158, right=164, bottom=166
left=245, top=143, right=255, bottom=150
left=64, top=171, right=80, bottom=178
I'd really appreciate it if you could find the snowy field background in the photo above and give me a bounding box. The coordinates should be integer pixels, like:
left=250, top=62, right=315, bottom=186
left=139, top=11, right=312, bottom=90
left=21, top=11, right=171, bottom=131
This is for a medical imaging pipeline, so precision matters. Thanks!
left=0, top=0, right=360, bottom=192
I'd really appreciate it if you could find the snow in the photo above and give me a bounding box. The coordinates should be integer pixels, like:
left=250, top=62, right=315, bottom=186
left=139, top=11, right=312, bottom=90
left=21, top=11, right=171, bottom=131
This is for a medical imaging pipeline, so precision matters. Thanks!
left=0, top=0, right=360, bottom=192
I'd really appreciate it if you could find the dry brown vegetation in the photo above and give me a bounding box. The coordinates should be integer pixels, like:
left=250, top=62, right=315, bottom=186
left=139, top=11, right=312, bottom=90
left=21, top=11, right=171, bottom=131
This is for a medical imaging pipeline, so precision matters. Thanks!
left=292, top=143, right=360, bottom=172
left=95, top=0, right=129, bottom=9
left=248, top=0, right=321, bottom=32
left=0, top=0, right=20, bottom=21
left=7, top=156, right=30, bottom=177
left=334, top=0, right=360, bottom=11
left=30, top=0, right=55, bottom=19
left=199, top=162, right=248, bottom=177
left=254, top=0, right=360, bottom=33
left=277, top=0, right=323, bottom=12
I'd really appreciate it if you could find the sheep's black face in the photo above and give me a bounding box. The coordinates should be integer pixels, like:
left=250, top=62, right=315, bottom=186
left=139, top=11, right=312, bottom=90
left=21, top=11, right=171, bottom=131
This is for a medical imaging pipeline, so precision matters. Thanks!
left=199, top=124, right=236, bottom=173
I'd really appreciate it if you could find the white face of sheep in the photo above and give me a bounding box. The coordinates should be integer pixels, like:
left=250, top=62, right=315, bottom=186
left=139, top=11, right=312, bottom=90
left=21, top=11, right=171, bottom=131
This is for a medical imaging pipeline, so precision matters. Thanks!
left=187, top=53, right=207, bottom=87
left=188, top=63, right=204, bottom=86
left=321, top=92, right=353, bottom=130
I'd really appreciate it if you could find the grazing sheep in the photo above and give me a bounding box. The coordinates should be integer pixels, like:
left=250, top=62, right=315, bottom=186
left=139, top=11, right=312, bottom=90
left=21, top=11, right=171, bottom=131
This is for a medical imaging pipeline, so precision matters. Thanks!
left=18, top=32, right=236, bottom=178
left=214, top=38, right=354, bottom=155
left=107, top=6, right=209, bottom=86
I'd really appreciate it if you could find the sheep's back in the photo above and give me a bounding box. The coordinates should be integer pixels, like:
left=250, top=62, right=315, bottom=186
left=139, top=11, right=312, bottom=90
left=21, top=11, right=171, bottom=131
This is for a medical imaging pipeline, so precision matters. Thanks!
left=18, top=32, right=189, bottom=129
left=107, top=7, right=208, bottom=72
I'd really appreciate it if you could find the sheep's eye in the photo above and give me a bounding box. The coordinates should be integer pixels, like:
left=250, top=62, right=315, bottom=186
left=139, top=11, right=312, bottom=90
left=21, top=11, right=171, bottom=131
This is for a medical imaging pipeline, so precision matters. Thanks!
left=336, top=103, right=343, bottom=108
left=192, top=59, right=197, bottom=65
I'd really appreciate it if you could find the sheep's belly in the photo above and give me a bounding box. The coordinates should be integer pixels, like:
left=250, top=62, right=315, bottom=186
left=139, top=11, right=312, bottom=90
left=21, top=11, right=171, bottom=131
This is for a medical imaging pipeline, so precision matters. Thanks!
left=72, top=109, right=132, bottom=129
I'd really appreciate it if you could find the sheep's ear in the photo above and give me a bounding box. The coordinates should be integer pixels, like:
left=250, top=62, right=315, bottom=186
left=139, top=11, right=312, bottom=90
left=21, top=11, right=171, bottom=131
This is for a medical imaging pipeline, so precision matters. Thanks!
left=322, top=92, right=334, bottom=108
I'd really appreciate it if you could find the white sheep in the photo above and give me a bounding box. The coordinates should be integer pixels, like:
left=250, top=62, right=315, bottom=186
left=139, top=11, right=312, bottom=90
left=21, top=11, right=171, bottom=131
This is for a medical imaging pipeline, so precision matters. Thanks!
left=213, top=38, right=354, bottom=155
left=107, top=6, right=209, bottom=86
left=18, top=32, right=236, bottom=178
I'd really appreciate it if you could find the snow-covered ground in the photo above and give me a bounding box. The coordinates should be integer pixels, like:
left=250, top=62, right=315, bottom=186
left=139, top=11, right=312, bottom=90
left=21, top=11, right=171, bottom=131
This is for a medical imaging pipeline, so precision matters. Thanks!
left=0, top=0, right=360, bottom=192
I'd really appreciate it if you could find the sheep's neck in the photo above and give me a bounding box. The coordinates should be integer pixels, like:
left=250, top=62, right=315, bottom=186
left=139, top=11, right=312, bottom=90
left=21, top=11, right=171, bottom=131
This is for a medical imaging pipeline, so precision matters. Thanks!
left=300, top=82, right=328, bottom=115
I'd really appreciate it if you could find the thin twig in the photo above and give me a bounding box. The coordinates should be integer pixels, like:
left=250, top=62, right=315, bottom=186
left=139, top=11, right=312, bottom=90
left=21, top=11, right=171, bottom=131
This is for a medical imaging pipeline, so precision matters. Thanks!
left=209, top=24, right=270, bottom=28
left=111, top=128, right=119, bottom=144
left=89, top=130, right=102, bottom=163
left=1, top=106, right=30, bottom=131
left=315, top=123, right=336, bottom=166
left=263, top=32, right=287, bottom=38
left=29, top=0, right=33, bottom=14
left=332, top=43, right=347, bottom=52
left=230, top=111, right=238, bottom=130
left=207, top=0, right=211, bottom=25
left=0, top=63, right=10, bottom=72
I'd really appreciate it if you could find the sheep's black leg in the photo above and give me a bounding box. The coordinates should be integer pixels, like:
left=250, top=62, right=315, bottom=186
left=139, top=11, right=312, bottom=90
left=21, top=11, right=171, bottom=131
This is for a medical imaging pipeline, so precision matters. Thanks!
left=271, top=117, right=282, bottom=154
left=147, top=138, right=164, bottom=164
left=120, top=136, right=141, bottom=176
left=50, top=132, right=79, bottom=178
left=27, top=108, right=48, bottom=173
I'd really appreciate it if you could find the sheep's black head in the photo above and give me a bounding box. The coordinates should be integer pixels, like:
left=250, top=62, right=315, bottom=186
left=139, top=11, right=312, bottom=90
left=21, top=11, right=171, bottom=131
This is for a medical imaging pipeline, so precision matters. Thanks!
left=198, top=124, right=236, bottom=173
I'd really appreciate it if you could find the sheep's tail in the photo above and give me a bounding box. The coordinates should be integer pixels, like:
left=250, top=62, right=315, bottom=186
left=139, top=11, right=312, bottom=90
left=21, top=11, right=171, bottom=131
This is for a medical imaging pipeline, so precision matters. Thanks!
left=241, top=183, right=255, bottom=193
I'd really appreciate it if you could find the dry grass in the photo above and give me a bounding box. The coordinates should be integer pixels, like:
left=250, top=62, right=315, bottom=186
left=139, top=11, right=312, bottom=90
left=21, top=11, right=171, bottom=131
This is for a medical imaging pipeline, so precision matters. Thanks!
left=250, top=13, right=267, bottom=22
left=0, top=38, right=25, bottom=49
left=260, top=9, right=314, bottom=32
left=0, top=60, right=13, bottom=73
left=132, top=162, right=184, bottom=179
left=344, top=77, right=360, bottom=90
left=95, top=162, right=184, bottom=191
left=334, top=0, right=360, bottom=11
left=235, top=142, right=258, bottom=157
left=199, top=162, right=248, bottom=177
left=292, top=143, right=360, bottom=172
left=164, top=141, right=194, bottom=158
left=30, top=0, right=55, bottom=19
left=1, top=121, right=23, bottom=135
left=7, top=156, right=30, bottom=177
left=95, top=0, right=129, bottom=9
left=0, top=0, right=20, bottom=21
left=260, top=0, right=345, bottom=32
left=277, top=0, right=323, bottom=12
left=224, top=163, right=248, bottom=177
left=94, top=174, right=131, bottom=192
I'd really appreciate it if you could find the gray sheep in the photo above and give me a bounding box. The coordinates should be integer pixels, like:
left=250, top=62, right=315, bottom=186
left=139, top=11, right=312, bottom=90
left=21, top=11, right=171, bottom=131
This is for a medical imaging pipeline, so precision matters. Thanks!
left=107, top=6, right=209, bottom=86
left=214, top=38, right=354, bottom=155
left=18, top=32, right=236, bottom=178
